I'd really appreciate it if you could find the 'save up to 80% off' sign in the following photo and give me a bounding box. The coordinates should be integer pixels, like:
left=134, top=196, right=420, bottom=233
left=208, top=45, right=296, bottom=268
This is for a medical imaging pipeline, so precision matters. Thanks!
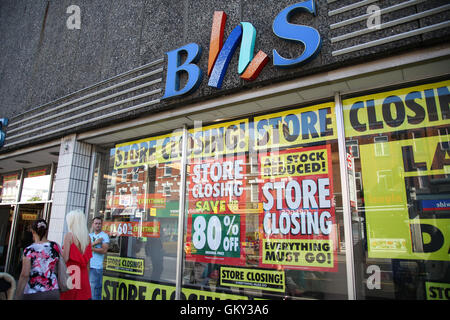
left=191, top=214, right=241, bottom=258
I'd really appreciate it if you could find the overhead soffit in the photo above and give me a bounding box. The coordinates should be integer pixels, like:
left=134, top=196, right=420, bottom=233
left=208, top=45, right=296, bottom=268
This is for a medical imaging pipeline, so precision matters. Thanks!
left=0, top=144, right=60, bottom=174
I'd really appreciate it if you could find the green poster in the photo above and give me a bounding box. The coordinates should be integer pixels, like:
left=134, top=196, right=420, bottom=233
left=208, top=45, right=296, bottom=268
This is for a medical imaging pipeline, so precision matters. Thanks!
left=189, top=213, right=241, bottom=260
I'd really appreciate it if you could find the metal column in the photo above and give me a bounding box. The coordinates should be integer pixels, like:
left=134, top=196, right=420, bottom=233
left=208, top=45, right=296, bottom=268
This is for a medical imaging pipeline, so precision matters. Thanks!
left=335, top=92, right=357, bottom=300
left=175, top=125, right=189, bottom=300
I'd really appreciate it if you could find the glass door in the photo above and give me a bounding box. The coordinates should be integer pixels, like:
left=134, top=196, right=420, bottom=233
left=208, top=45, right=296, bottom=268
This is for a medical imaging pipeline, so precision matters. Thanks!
left=8, top=203, right=45, bottom=279
left=0, top=205, right=14, bottom=272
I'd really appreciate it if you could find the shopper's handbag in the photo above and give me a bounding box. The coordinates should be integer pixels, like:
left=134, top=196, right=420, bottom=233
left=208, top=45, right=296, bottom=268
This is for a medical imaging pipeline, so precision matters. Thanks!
left=53, top=242, right=73, bottom=292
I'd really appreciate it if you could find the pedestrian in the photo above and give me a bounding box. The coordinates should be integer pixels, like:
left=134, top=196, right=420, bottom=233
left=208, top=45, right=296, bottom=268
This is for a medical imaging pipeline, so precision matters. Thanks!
left=60, top=210, right=93, bottom=300
left=15, top=219, right=61, bottom=300
left=89, top=216, right=109, bottom=300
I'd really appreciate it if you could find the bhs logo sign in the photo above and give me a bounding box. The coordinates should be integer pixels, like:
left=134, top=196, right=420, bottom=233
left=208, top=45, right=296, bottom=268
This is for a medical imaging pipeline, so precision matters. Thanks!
left=163, top=0, right=321, bottom=99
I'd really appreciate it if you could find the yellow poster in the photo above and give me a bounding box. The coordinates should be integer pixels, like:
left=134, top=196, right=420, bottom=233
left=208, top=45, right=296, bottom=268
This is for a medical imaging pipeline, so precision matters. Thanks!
left=113, top=131, right=183, bottom=169
left=102, top=276, right=253, bottom=300
left=188, top=119, right=248, bottom=159
left=113, top=119, right=249, bottom=169
left=254, top=102, right=337, bottom=150
left=220, top=267, right=285, bottom=293
left=261, top=239, right=334, bottom=269
left=425, top=282, right=450, bottom=300
left=343, top=80, right=449, bottom=137
left=106, top=256, right=145, bottom=275
left=361, top=135, right=450, bottom=261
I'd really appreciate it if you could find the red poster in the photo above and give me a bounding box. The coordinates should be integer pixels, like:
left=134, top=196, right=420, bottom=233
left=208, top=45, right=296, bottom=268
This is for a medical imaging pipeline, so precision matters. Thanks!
left=102, top=221, right=160, bottom=238
left=185, top=155, right=246, bottom=266
left=258, top=145, right=338, bottom=272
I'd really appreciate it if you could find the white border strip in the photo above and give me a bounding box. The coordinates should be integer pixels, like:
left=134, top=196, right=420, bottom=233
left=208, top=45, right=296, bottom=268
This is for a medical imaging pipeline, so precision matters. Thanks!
left=332, top=21, right=450, bottom=56
left=330, top=0, right=426, bottom=30
left=8, top=80, right=162, bottom=137
left=331, top=5, right=450, bottom=43
left=9, top=58, right=164, bottom=123
left=328, top=0, right=378, bottom=16
left=4, top=98, right=161, bottom=148
left=8, top=68, right=163, bottom=130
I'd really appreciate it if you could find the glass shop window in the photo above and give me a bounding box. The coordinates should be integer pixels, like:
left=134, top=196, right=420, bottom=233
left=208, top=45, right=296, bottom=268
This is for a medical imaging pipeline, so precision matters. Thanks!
left=0, top=173, right=20, bottom=203
left=343, top=80, right=450, bottom=300
left=20, top=167, right=51, bottom=202
left=93, top=131, right=183, bottom=300
left=182, top=102, right=349, bottom=300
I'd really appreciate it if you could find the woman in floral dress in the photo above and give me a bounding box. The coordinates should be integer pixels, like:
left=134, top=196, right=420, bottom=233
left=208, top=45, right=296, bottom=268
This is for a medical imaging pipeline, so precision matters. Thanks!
left=15, top=219, right=61, bottom=300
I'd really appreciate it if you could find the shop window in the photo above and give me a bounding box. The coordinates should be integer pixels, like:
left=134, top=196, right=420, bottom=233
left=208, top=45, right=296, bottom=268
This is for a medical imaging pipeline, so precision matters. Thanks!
left=343, top=80, right=450, bottom=300
left=132, top=167, right=139, bottom=182
left=355, top=172, right=362, bottom=191
left=90, top=130, right=184, bottom=296
left=92, top=100, right=349, bottom=300
left=164, top=165, right=172, bottom=176
left=346, top=139, right=359, bottom=158
left=21, top=167, right=51, bottom=202
left=373, top=136, right=389, bottom=157
left=182, top=102, right=348, bottom=300
left=0, top=173, right=20, bottom=203
left=120, top=169, right=128, bottom=183
left=163, top=185, right=171, bottom=197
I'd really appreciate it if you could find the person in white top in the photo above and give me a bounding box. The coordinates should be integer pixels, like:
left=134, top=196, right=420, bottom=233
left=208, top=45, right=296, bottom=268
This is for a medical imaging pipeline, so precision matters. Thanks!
left=89, top=216, right=109, bottom=300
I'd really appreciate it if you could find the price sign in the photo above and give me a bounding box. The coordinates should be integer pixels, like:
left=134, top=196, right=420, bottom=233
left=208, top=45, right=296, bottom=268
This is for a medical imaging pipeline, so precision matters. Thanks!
left=103, top=221, right=160, bottom=238
left=187, top=213, right=245, bottom=266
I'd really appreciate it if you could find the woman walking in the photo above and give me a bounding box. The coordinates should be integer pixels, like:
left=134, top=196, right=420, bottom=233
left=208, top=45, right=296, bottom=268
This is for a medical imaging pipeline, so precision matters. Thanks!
left=15, top=219, right=61, bottom=300
left=60, top=210, right=93, bottom=300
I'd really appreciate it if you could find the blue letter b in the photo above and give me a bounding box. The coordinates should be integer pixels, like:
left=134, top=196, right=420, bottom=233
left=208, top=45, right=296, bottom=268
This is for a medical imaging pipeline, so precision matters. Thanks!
left=163, top=43, right=202, bottom=99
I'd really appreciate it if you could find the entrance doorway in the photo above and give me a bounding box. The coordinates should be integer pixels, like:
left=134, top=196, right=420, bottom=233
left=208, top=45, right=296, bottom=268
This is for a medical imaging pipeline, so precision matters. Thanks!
left=8, top=203, right=46, bottom=278
left=0, top=205, right=14, bottom=272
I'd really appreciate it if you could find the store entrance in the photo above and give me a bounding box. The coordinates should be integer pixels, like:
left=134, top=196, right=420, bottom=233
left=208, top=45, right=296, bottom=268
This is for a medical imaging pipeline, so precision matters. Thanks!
left=8, top=203, right=46, bottom=279
left=0, top=205, right=14, bottom=272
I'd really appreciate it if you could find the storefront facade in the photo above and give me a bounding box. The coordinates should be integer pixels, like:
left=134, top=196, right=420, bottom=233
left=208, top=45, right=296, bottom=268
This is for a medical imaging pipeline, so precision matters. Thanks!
left=0, top=0, right=449, bottom=300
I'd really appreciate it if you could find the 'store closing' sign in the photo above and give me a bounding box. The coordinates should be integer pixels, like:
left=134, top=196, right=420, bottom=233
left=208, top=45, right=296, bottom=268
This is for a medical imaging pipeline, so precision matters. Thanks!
left=258, top=145, right=338, bottom=272
left=186, top=155, right=246, bottom=266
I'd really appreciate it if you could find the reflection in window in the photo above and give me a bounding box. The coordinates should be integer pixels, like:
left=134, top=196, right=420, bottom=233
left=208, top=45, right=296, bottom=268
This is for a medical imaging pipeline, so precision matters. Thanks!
left=93, top=103, right=349, bottom=300
left=343, top=80, right=450, bottom=300
left=21, top=167, right=51, bottom=202
left=376, top=170, right=394, bottom=190
left=374, top=136, right=389, bottom=157
left=0, top=173, right=20, bottom=203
